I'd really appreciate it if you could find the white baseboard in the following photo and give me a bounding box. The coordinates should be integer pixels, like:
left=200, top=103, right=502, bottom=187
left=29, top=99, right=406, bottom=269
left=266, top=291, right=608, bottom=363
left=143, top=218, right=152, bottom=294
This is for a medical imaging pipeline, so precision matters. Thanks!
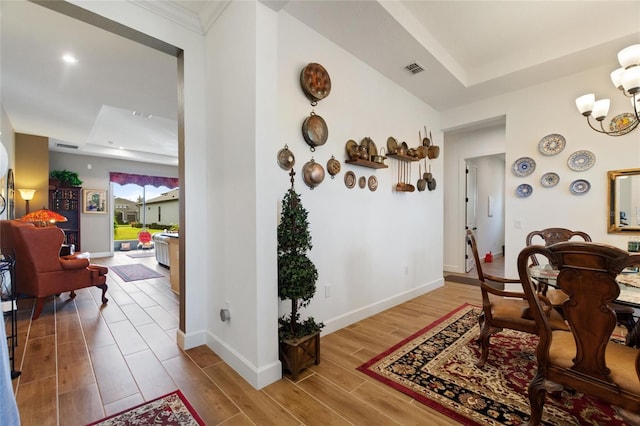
left=204, top=331, right=282, bottom=390
left=176, top=279, right=445, bottom=390
left=321, top=278, right=444, bottom=336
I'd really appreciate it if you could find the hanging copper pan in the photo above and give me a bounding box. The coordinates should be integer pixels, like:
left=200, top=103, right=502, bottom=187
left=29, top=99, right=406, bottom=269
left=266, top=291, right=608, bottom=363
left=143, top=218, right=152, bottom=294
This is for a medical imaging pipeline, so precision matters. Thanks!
left=300, top=63, right=331, bottom=105
left=302, top=112, right=328, bottom=151
left=302, top=158, right=325, bottom=189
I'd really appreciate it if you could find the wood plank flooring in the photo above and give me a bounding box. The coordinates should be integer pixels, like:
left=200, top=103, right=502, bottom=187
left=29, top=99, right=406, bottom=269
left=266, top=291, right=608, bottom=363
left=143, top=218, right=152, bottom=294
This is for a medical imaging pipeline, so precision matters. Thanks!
left=6, top=252, right=489, bottom=425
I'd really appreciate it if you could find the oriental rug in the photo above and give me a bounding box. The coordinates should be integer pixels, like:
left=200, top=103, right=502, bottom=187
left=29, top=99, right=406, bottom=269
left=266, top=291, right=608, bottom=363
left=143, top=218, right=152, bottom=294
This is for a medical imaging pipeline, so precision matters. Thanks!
left=110, top=264, right=164, bottom=282
left=86, top=390, right=204, bottom=425
left=357, top=304, right=625, bottom=425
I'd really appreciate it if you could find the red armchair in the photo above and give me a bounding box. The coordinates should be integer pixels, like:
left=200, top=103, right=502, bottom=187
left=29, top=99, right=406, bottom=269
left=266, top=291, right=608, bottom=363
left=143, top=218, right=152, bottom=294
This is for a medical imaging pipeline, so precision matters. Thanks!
left=0, top=220, right=108, bottom=319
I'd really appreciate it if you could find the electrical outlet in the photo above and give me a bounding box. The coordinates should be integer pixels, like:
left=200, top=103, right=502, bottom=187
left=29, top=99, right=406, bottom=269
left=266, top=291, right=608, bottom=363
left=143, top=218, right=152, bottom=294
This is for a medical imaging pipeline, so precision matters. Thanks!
left=404, top=266, right=409, bottom=276
left=324, top=285, right=331, bottom=298
left=514, top=220, right=522, bottom=229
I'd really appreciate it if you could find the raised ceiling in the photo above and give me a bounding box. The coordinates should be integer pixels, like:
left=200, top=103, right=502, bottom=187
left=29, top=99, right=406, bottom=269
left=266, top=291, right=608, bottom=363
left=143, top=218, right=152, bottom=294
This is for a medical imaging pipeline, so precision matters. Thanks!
left=1, top=1, right=638, bottom=165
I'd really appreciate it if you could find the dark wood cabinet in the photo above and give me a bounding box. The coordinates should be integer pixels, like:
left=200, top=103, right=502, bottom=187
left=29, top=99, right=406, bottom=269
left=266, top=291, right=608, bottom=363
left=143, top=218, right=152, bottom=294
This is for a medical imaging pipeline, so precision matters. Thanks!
left=49, top=187, right=81, bottom=252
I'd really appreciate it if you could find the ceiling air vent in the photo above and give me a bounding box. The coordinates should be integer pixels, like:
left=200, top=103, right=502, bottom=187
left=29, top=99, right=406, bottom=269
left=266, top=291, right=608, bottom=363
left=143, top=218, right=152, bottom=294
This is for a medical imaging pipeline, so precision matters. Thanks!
left=56, top=143, right=78, bottom=150
left=404, top=62, right=424, bottom=75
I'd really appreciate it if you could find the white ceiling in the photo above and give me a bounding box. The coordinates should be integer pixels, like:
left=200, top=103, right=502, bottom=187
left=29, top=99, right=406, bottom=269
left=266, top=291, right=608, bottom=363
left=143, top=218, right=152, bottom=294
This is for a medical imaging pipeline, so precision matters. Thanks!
left=1, top=1, right=639, bottom=165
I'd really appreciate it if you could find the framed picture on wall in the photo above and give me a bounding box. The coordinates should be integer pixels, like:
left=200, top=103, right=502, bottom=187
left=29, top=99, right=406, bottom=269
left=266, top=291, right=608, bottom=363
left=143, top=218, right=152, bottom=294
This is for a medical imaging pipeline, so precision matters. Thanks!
left=82, top=189, right=107, bottom=214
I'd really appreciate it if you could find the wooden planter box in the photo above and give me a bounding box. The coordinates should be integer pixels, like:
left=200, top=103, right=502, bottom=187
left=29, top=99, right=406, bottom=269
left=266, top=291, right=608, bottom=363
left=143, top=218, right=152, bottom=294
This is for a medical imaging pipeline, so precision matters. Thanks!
left=279, top=331, right=320, bottom=380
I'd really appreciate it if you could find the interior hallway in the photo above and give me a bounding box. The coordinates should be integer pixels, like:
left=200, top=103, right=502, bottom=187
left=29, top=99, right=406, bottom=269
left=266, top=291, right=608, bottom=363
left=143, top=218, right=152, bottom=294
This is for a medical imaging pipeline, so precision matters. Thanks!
left=6, top=250, right=484, bottom=425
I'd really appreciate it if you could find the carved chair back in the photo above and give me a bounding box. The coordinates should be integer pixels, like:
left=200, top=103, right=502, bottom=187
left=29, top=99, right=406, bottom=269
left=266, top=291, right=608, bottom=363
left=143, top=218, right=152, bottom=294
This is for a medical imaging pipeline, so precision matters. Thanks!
left=517, top=241, right=640, bottom=424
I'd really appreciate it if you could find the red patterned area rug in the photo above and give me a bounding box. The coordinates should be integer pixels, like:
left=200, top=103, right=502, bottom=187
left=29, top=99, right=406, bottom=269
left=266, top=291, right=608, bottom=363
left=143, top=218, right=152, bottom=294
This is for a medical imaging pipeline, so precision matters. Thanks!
left=357, top=304, right=626, bottom=425
left=86, top=390, right=204, bottom=426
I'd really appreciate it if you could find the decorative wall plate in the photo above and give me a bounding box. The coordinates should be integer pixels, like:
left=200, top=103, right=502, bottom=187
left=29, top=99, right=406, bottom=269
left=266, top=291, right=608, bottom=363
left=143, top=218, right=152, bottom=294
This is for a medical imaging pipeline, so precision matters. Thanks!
left=361, top=137, right=378, bottom=157
left=358, top=176, right=366, bottom=189
left=567, top=150, right=595, bottom=171
left=540, top=172, right=559, bottom=188
left=387, top=137, right=398, bottom=154
left=345, top=139, right=358, bottom=157
left=344, top=171, right=355, bottom=189
left=570, top=179, right=591, bottom=195
left=512, top=157, right=536, bottom=177
left=538, top=133, right=566, bottom=156
left=516, top=183, right=533, bottom=198
left=610, top=113, right=636, bottom=135
left=368, top=175, right=378, bottom=192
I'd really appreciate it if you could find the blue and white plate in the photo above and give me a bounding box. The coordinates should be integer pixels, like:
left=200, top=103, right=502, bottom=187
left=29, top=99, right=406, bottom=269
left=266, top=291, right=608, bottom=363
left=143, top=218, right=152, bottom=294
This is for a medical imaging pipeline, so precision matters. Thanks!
left=567, top=150, right=595, bottom=171
left=570, top=179, right=590, bottom=195
left=539, top=134, right=566, bottom=156
left=540, top=172, right=560, bottom=188
left=516, top=183, right=533, bottom=198
left=512, top=157, right=536, bottom=177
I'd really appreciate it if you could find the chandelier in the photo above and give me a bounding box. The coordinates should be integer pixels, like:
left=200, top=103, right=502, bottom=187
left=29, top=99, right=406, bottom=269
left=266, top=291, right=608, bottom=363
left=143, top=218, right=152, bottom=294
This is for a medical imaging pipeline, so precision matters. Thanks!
left=575, top=44, right=640, bottom=136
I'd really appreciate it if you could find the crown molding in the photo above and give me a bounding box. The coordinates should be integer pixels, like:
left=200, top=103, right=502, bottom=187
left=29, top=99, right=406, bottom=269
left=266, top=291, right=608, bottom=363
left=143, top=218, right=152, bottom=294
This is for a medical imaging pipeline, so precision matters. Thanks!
left=128, top=0, right=204, bottom=34
left=197, top=1, right=232, bottom=33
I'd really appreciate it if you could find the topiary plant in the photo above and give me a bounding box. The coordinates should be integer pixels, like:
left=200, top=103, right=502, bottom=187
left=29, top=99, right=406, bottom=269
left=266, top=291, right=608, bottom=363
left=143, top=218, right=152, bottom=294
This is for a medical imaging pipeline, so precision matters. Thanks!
left=50, top=169, right=83, bottom=187
left=277, top=184, right=323, bottom=341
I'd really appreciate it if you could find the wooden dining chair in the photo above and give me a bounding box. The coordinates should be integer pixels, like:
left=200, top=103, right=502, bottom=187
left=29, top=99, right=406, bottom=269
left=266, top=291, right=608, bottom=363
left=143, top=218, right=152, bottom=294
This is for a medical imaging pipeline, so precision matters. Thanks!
left=526, top=227, right=636, bottom=341
left=517, top=241, right=640, bottom=425
left=526, top=227, right=592, bottom=266
left=465, top=229, right=568, bottom=368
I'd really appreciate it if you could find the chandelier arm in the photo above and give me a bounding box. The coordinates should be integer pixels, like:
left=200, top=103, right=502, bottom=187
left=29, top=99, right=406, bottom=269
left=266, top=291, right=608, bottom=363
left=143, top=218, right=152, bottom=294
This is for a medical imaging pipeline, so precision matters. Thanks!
left=586, top=117, right=611, bottom=135
left=587, top=116, right=638, bottom=137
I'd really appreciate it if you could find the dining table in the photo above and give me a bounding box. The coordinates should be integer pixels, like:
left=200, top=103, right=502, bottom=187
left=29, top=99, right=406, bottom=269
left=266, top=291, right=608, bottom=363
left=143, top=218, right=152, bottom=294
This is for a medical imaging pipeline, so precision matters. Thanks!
left=529, top=264, right=640, bottom=347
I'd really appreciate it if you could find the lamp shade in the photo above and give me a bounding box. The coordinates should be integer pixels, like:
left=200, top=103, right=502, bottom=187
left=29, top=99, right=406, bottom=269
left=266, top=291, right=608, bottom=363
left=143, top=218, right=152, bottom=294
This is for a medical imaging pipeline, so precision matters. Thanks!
left=18, top=189, right=36, bottom=201
left=20, top=208, right=68, bottom=225
left=621, top=66, right=640, bottom=95
left=575, top=93, right=595, bottom=115
left=592, top=99, right=611, bottom=120
left=618, top=44, right=640, bottom=68
left=611, top=68, right=625, bottom=89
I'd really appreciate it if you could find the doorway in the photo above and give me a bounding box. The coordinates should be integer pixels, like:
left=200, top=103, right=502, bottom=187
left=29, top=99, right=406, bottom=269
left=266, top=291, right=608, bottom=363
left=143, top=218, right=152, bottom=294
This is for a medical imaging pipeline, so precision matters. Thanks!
left=464, top=154, right=506, bottom=273
left=465, top=162, right=478, bottom=272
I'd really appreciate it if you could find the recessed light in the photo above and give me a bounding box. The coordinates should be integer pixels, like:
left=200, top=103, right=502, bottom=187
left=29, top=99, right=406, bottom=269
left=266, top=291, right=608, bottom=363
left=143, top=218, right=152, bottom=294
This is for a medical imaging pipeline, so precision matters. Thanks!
left=62, top=54, right=79, bottom=63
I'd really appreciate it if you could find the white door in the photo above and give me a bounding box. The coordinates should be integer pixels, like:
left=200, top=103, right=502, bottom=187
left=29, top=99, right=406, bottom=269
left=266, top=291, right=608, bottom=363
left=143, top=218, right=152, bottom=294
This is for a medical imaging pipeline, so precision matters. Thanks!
left=465, top=163, right=478, bottom=272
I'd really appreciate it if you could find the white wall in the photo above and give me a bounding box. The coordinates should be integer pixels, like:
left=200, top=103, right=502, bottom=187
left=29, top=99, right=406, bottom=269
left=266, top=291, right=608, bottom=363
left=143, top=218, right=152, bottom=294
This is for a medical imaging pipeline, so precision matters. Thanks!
left=442, top=64, right=640, bottom=277
left=201, top=3, right=444, bottom=388
left=205, top=0, right=281, bottom=389
left=276, top=13, right=443, bottom=331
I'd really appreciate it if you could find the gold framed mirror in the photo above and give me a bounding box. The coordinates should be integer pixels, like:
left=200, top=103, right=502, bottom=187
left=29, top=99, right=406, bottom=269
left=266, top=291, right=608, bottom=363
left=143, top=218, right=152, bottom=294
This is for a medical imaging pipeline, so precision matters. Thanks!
left=608, top=168, right=640, bottom=233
